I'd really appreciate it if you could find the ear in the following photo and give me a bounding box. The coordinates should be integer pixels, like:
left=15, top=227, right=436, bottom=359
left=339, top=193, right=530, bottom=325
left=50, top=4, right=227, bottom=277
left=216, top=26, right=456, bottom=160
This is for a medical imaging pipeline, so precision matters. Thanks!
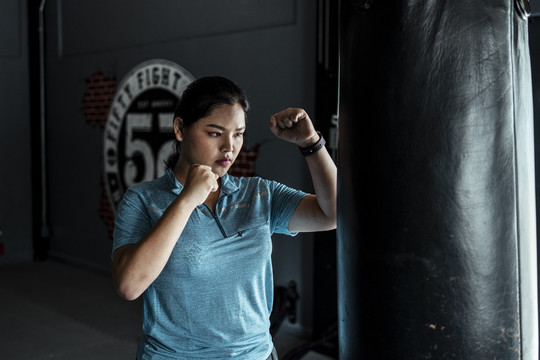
left=173, top=117, right=184, bottom=141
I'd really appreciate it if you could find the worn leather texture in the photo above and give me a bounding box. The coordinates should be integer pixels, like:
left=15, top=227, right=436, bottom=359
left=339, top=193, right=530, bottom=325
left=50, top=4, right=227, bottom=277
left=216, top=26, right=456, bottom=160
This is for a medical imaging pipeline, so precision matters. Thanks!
left=337, top=0, right=537, bottom=359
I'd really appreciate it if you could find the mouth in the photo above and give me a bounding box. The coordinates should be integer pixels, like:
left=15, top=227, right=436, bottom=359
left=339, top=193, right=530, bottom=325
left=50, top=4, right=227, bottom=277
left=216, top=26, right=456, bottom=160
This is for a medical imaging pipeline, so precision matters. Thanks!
left=216, top=158, right=232, bottom=167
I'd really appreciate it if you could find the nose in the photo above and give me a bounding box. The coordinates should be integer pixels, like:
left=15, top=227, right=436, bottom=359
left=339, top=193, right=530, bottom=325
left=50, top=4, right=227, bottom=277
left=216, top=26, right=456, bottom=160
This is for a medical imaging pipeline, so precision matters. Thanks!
left=221, top=135, right=234, bottom=153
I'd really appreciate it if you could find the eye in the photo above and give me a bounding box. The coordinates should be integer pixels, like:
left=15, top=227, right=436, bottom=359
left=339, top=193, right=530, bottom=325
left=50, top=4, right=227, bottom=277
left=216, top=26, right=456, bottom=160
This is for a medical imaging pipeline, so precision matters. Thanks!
left=234, top=132, right=244, bottom=138
left=208, top=132, right=221, bottom=137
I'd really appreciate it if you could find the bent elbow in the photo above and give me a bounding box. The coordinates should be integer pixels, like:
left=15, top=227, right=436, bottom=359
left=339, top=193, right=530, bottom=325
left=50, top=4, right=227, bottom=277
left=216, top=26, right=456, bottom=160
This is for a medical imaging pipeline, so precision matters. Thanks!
left=113, top=271, right=145, bottom=301
left=121, top=292, right=141, bottom=301
left=324, top=208, right=337, bottom=231
left=315, top=212, right=336, bottom=232
left=329, top=217, right=337, bottom=231
left=325, top=215, right=337, bottom=231
left=116, top=282, right=143, bottom=301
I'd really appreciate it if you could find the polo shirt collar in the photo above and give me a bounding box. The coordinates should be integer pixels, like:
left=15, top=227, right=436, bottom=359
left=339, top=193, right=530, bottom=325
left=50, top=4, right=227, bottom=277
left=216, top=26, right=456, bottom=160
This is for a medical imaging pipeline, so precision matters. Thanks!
left=167, top=168, right=183, bottom=195
left=219, top=173, right=239, bottom=196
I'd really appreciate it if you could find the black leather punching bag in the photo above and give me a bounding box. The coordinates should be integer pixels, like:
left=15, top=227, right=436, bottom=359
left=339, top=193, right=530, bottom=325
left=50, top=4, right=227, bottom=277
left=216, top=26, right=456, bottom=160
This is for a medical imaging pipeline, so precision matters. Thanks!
left=337, top=1, right=538, bottom=359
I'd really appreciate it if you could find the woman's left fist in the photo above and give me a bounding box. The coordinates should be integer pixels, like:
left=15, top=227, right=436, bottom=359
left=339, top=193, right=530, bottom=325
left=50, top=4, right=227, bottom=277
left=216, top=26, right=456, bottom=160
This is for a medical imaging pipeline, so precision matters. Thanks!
left=269, top=108, right=319, bottom=147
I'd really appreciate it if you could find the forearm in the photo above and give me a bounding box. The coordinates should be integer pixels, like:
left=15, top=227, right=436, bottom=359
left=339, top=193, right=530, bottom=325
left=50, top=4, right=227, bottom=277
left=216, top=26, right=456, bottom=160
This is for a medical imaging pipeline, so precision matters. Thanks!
left=305, top=145, right=337, bottom=225
left=269, top=108, right=338, bottom=232
left=113, top=195, right=196, bottom=300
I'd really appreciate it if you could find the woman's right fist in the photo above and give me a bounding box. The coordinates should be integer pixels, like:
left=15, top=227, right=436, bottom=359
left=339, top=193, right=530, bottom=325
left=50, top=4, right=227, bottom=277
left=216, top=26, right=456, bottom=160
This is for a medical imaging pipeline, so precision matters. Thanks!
left=181, top=164, right=219, bottom=206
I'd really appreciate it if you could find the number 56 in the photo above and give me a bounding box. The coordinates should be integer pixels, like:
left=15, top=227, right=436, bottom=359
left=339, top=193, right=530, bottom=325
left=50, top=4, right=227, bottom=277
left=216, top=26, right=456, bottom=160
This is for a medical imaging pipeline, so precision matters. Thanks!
left=123, top=113, right=174, bottom=187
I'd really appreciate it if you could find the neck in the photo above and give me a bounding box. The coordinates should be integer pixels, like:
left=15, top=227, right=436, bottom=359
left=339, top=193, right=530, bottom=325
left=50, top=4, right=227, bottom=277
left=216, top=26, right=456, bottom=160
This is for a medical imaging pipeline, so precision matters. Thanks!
left=173, top=159, right=190, bottom=186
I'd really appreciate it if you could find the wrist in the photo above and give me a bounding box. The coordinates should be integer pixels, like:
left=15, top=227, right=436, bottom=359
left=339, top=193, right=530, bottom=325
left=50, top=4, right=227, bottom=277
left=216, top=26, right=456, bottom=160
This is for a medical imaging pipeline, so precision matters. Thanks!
left=298, top=131, right=326, bottom=157
left=298, top=132, right=320, bottom=148
left=175, top=191, right=201, bottom=211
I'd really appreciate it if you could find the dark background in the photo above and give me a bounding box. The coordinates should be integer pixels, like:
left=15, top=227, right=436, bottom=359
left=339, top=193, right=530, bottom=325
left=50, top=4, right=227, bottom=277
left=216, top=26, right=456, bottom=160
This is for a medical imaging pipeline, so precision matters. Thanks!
left=5, top=0, right=540, bottom=354
left=0, top=0, right=339, bottom=349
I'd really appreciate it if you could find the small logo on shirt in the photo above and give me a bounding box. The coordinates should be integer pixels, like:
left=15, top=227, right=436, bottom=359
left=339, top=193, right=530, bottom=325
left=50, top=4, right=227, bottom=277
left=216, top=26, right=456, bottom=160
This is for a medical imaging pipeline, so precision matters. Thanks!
left=103, top=59, right=195, bottom=212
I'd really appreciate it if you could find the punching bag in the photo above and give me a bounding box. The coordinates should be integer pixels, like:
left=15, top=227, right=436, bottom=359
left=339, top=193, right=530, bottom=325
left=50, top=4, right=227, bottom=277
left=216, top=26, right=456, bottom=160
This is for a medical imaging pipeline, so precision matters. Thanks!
left=337, top=1, right=538, bottom=359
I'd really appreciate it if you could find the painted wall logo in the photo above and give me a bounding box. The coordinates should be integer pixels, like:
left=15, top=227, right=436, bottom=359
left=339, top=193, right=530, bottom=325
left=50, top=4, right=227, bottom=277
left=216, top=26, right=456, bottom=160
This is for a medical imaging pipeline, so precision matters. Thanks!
left=103, top=59, right=195, bottom=212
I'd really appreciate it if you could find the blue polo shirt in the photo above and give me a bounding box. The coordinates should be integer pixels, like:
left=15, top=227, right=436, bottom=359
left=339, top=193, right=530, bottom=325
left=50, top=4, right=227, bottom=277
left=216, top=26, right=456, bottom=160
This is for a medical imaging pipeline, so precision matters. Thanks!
left=113, top=168, right=307, bottom=360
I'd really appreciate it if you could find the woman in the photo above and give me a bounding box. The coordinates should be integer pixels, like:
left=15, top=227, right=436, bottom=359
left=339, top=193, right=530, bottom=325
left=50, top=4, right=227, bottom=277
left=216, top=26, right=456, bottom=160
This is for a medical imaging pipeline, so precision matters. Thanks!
left=112, top=76, right=337, bottom=360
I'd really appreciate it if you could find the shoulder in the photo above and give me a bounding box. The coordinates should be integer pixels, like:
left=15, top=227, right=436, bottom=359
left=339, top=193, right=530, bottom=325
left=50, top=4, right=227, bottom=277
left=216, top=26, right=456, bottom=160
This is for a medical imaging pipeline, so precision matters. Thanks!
left=120, top=171, right=176, bottom=211
left=226, top=174, right=269, bottom=186
left=127, top=170, right=176, bottom=196
left=224, top=174, right=304, bottom=200
left=224, top=174, right=276, bottom=194
left=127, top=176, right=164, bottom=194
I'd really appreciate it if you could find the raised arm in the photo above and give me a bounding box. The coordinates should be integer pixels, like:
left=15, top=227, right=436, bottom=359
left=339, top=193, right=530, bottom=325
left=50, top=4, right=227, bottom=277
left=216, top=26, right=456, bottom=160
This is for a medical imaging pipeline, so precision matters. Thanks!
left=268, top=108, right=337, bottom=233
left=112, top=165, right=218, bottom=300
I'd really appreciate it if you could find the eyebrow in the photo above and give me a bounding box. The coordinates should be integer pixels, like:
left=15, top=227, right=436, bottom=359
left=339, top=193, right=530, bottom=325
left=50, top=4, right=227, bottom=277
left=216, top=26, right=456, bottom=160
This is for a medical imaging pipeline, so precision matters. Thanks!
left=206, top=124, right=246, bottom=131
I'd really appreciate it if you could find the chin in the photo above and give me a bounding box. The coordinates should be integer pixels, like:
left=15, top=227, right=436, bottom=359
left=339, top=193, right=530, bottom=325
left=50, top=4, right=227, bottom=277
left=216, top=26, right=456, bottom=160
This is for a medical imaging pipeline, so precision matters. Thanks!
left=214, top=168, right=229, bottom=177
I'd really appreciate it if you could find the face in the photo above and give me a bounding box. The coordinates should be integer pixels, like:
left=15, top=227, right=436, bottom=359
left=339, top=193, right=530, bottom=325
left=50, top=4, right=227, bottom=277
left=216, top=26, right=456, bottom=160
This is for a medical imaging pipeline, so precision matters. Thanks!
left=174, top=103, right=246, bottom=177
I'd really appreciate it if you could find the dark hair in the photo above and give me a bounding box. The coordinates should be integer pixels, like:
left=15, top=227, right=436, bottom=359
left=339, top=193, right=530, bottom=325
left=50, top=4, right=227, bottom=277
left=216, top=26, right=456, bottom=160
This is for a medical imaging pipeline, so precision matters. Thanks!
left=166, top=76, right=250, bottom=168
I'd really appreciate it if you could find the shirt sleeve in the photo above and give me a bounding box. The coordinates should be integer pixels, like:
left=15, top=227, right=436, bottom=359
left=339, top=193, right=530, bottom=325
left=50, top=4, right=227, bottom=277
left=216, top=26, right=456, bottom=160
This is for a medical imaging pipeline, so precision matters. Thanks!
left=269, top=181, right=308, bottom=236
left=112, top=188, right=152, bottom=258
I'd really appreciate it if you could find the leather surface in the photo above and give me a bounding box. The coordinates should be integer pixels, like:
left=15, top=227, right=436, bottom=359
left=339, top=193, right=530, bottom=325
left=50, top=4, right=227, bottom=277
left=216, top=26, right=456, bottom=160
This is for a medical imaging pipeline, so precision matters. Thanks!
left=337, top=0, right=537, bottom=358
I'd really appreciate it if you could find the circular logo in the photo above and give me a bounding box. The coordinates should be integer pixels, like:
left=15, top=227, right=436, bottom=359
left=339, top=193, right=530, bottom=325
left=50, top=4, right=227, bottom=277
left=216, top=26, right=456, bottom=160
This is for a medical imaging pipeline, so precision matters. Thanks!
left=103, top=59, right=195, bottom=212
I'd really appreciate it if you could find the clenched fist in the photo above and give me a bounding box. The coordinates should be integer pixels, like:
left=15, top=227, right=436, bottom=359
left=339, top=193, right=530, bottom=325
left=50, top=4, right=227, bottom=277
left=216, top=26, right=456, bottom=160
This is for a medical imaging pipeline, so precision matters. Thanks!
left=181, top=164, right=219, bottom=206
left=269, top=108, right=319, bottom=148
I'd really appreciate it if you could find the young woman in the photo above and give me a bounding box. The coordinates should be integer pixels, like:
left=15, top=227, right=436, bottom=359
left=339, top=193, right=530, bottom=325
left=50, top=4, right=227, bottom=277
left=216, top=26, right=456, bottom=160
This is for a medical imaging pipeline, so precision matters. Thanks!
left=112, top=76, right=337, bottom=360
